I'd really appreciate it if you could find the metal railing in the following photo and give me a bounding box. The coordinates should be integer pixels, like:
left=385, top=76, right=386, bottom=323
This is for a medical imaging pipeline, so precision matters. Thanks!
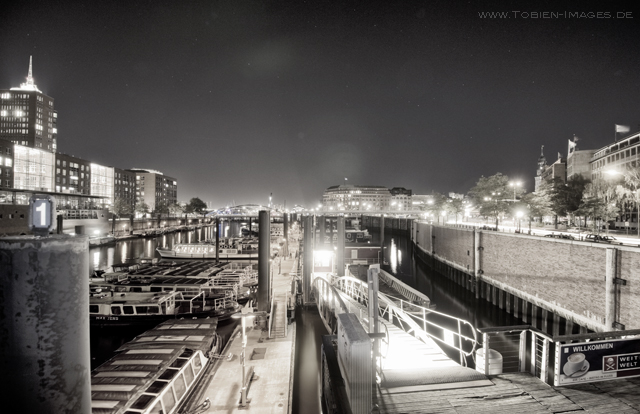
left=268, top=295, right=275, bottom=339
left=378, top=269, right=431, bottom=308
left=477, top=325, right=554, bottom=383
left=332, top=275, right=478, bottom=367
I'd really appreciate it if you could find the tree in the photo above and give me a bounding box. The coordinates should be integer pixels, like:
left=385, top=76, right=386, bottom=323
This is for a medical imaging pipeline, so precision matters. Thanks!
left=446, top=198, right=465, bottom=224
left=521, top=187, right=553, bottom=230
left=468, top=173, right=512, bottom=228
left=577, top=180, right=619, bottom=233
left=622, top=165, right=640, bottom=237
left=109, top=197, right=133, bottom=234
left=186, top=197, right=208, bottom=216
left=154, top=200, right=170, bottom=216
left=425, top=193, right=447, bottom=223
left=110, top=197, right=133, bottom=218
left=168, top=202, right=184, bottom=218
left=135, top=200, right=150, bottom=218
left=550, top=175, right=589, bottom=228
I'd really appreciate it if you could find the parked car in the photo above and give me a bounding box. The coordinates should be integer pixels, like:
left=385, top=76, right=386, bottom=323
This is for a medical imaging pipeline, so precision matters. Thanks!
left=544, top=233, right=575, bottom=240
left=585, top=234, right=617, bottom=243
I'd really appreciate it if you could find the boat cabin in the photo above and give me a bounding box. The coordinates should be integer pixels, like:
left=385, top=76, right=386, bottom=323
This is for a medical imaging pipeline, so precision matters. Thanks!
left=91, top=319, right=219, bottom=414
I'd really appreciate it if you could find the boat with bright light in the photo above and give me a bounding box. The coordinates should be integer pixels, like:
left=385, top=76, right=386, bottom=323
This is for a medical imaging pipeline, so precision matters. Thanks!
left=90, top=261, right=257, bottom=305
left=156, top=237, right=260, bottom=260
left=90, top=318, right=221, bottom=414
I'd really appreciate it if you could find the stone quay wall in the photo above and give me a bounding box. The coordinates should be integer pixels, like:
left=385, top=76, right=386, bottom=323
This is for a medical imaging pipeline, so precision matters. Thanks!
left=412, top=221, right=640, bottom=332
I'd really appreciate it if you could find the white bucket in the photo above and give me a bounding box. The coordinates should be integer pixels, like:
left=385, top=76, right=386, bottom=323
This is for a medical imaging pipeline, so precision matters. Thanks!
left=476, top=347, right=503, bottom=375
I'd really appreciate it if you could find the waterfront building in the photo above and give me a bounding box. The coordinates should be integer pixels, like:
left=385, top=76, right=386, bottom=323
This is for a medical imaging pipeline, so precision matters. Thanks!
left=90, top=163, right=115, bottom=207
left=534, top=145, right=548, bottom=192
left=0, top=138, right=14, bottom=190
left=0, top=60, right=176, bottom=235
left=540, top=155, right=566, bottom=185
left=13, top=144, right=55, bottom=192
left=55, top=153, right=91, bottom=196
left=534, top=139, right=592, bottom=192
left=322, top=184, right=391, bottom=211
left=113, top=167, right=137, bottom=212
left=589, top=131, right=640, bottom=180
left=129, top=168, right=178, bottom=213
left=411, top=194, right=435, bottom=211
left=389, top=187, right=412, bottom=211
left=0, top=57, right=57, bottom=152
left=566, top=138, right=595, bottom=181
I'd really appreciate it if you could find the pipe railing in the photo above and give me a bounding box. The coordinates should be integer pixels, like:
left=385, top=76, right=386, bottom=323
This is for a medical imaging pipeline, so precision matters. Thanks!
left=477, top=325, right=554, bottom=382
left=332, top=275, right=478, bottom=367
left=268, top=295, right=275, bottom=339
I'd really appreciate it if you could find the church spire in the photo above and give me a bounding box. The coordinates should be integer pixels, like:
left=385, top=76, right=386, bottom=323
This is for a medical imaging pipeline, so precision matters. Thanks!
left=536, top=145, right=547, bottom=176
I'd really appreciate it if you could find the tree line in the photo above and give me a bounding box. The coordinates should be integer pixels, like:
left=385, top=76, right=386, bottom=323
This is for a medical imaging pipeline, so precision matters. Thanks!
left=109, top=197, right=208, bottom=219
left=425, top=167, right=640, bottom=236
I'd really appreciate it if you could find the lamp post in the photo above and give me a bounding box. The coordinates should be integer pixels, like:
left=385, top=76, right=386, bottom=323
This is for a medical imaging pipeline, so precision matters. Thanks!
left=516, top=211, right=523, bottom=233
left=232, top=308, right=255, bottom=408
left=509, top=181, right=521, bottom=202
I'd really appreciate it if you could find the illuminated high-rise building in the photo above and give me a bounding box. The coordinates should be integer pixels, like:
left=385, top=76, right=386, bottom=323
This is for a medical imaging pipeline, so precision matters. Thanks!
left=0, top=56, right=57, bottom=152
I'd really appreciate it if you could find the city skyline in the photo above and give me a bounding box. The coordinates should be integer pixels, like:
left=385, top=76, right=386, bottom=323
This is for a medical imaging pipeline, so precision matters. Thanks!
left=2, top=1, right=639, bottom=207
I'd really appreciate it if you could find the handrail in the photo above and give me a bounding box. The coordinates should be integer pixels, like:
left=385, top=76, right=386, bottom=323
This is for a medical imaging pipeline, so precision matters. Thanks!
left=268, top=294, right=275, bottom=339
left=378, top=269, right=430, bottom=307
left=553, top=328, right=640, bottom=343
left=332, top=274, right=478, bottom=364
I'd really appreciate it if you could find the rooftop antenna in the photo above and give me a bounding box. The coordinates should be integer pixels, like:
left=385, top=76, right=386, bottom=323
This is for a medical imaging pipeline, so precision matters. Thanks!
left=14, top=55, right=41, bottom=92
left=26, top=56, right=34, bottom=86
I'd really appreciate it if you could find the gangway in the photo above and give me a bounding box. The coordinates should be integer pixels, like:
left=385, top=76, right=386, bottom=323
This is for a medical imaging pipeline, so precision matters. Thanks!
left=312, top=273, right=490, bottom=393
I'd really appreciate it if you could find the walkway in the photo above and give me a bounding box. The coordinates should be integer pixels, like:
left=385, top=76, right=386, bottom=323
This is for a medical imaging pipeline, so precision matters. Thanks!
left=333, top=272, right=640, bottom=413
left=189, top=255, right=297, bottom=413
left=377, top=373, right=640, bottom=413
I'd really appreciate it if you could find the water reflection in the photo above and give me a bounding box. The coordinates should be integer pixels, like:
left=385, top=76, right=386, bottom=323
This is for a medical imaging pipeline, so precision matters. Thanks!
left=92, top=251, right=100, bottom=271
left=390, top=238, right=398, bottom=273
left=88, top=228, right=209, bottom=273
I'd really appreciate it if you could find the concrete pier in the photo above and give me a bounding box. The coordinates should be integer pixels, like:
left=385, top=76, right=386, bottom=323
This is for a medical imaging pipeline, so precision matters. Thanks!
left=0, top=235, right=91, bottom=413
left=191, top=250, right=298, bottom=413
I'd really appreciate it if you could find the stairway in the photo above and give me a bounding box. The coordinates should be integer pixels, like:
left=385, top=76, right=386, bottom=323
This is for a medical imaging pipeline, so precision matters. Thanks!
left=271, top=292, right=288, bottom=338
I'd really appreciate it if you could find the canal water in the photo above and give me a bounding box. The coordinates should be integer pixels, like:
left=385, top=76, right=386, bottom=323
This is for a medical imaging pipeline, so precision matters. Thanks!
left=93, top=229, right=587, bottom=410
left=88, top=227, right=213, bottom=275
left=378, top=232, right=586, bottom=338
left=89, top=227, right=222, bottom=370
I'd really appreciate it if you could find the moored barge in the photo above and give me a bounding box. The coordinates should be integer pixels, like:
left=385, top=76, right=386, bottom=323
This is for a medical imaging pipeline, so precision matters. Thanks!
left=91, top=318, right=220, bottom=414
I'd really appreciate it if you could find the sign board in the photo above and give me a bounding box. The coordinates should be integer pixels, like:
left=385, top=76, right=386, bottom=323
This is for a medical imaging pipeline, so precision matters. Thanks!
left=555, top=337, right=640, bottom=386
left=28, top=194, right=56, bottom=235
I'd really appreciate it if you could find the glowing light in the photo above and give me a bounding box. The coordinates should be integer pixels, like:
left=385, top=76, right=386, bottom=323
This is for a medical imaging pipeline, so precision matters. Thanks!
left=93, top=251, right=100, bottom=270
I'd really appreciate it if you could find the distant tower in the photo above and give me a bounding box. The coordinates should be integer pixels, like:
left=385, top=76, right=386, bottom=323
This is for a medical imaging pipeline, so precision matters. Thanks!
left=537, top=145, right=547, bottom=176
left=534, top=145, right=547, bottom=192
left=1, top=56, right=58, bottom=152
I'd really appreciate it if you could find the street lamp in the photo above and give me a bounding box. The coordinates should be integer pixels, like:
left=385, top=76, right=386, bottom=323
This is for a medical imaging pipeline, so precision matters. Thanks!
left=509, top=181, right=521, bottom=202
left=231, top=307, right=259, bottom=408
left=516, top=211, right=524, bottom=233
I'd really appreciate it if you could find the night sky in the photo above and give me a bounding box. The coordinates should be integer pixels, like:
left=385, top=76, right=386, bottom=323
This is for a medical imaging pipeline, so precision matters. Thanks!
left=2, top=1, right=639, bottom=208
